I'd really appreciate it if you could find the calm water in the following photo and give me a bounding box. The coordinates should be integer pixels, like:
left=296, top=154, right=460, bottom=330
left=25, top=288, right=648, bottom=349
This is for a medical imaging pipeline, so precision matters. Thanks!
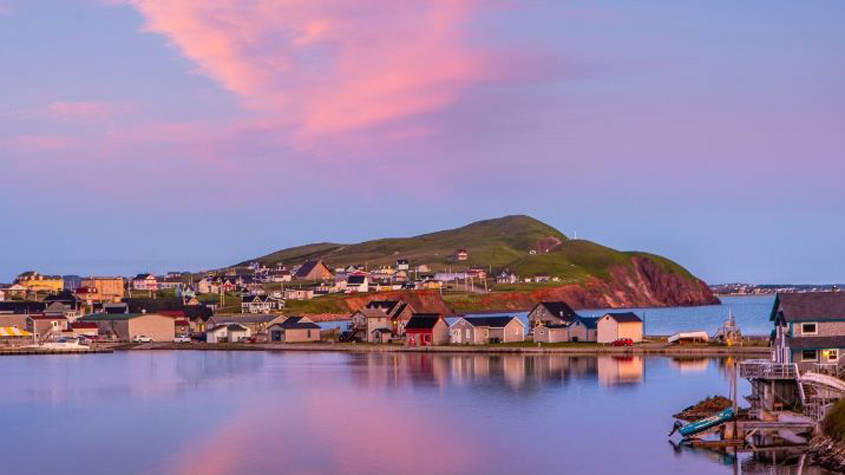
left=1, top=350, right=826, bottom=475
left=320, top=295, right=776, bottom=336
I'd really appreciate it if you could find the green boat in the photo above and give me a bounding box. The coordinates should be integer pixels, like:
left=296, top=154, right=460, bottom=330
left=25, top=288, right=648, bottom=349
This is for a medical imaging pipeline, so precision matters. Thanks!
left=679, top=408, right=735, bottom=437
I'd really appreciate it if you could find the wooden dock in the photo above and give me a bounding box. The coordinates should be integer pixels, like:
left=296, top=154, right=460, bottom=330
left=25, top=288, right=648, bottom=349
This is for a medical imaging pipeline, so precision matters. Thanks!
left=0, top=347, right=113, bottom=356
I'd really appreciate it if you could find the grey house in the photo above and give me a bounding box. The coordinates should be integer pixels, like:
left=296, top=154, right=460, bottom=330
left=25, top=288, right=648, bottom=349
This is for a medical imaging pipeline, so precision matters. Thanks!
left=771, top=292, right=845, bottom=369
left=450, top=316, right=525, bottom=344
left=527, top=301, right=581, bottom=329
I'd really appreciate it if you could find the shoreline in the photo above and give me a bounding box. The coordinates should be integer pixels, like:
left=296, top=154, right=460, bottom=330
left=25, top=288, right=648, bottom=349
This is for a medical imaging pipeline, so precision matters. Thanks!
left=124, top=341, right=771, bottom=356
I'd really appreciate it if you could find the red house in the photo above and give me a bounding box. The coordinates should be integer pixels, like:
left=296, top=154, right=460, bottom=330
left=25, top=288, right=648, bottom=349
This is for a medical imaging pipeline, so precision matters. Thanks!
left=404, top=314, right=449, bottom=346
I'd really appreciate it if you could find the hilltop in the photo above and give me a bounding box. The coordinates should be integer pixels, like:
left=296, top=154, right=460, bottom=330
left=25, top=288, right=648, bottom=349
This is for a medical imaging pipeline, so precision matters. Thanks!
left=238, top=215, right=718, bottom=314
left=245, top=215, right=566, bottom=271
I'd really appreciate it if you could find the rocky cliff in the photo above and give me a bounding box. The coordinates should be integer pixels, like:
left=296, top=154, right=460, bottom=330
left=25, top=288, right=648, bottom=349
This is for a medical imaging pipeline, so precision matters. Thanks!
left=445, top=256, right=719, bottom=314
left=303, top=258, right=718, bottom=321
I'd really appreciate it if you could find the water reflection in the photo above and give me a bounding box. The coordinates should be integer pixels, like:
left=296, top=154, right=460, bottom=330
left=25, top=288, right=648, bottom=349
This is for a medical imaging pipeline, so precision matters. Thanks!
left=347, top=353, right=643, bottom=391
left=0, top=351, right=829, bottom=475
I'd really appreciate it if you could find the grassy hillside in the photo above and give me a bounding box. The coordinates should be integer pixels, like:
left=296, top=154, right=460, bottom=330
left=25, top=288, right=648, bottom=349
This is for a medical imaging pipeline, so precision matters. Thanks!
left=247, top=215, right=566, bottom=270
left=240, top=215, right=704, bottom=287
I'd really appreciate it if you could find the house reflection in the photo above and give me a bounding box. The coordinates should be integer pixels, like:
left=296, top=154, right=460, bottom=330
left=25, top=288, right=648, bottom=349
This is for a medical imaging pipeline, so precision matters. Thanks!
left=348, top=353, right=644, bottom=391
left=597, top=355, right=644, bottom=386
left=669, top=357, right=710, bottom=373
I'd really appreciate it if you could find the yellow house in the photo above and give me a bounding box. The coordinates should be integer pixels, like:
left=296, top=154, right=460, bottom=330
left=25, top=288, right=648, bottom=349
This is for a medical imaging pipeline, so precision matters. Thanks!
left=597, top=312, right=643, bottom=343
left=80, top=277, right=125, bottom=301
left=15, top=271, right=64, bottom=293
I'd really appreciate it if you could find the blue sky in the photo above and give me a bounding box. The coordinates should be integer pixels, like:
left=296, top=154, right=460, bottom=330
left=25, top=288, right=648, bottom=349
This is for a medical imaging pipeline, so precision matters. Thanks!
left=0, top=0, right=843, bottom=284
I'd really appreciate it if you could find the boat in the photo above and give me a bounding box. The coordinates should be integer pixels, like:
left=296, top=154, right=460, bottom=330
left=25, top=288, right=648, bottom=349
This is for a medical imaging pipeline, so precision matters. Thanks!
left=40, top=337, right=91, bottom=350
left=679, top=408, right=735, bottom=437
left=668, top=331, right=709, bottom=344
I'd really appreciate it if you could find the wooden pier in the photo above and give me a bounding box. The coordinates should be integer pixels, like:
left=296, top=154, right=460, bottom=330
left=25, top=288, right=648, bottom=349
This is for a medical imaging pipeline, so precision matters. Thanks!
left=0, top=347, right=113, bottom=356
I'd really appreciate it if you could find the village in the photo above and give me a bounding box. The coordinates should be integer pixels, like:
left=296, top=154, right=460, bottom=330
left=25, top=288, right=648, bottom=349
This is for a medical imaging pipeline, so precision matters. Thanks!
left=0, top=252, right=652, bottom=350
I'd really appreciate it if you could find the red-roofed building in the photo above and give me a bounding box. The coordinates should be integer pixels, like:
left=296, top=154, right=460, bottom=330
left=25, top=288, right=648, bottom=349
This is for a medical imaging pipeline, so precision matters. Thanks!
left=26, top=314, right=67, bottom=340
left=404, top=314, right=449, bottom=346
left=158, top=310, right=187, bottom=319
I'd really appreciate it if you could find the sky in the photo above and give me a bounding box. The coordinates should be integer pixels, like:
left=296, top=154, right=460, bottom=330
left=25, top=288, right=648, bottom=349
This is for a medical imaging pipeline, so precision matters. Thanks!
left=1, top=0, right=843, bottom=284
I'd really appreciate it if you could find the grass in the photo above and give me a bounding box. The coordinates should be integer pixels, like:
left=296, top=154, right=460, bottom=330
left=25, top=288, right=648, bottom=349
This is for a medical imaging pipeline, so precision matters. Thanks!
left=824, top=398, right=845, bottom=442
left=283, top=294, right=349, bottom=315
left=232, top=215, right=703, bottom=290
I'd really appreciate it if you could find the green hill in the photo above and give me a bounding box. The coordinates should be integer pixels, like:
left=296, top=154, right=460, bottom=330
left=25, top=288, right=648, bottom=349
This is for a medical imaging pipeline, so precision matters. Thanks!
left=241, top=215, right=703, bottom=287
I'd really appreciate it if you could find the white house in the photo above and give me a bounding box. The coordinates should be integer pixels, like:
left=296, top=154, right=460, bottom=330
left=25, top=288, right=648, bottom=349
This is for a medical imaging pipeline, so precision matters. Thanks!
left=283, top=289, right=314, bottom=300
left=206, top=323, right=251, bottom=343
left=132, top=273, right=158, bottom=291
left=241, top=295, right=277, bottom=314
left=346, top=274, right=369, bottom=293
left=450, top=316, right=525, bottom=344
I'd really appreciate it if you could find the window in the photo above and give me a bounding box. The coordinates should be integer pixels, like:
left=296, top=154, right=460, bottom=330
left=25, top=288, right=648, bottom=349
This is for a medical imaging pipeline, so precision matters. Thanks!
left=465, top=329, right=470, bottom=339
left=801, top=350, right=818, bottom=362
left=823, top=349, right=838, bottom=362
left=306, top=330, right=312, bottom=338
left=801, top=323, right=818, bottom=335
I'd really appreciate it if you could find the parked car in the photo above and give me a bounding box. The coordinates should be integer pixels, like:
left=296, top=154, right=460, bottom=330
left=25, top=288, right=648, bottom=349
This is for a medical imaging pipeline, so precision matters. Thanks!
left=132, top=335, right=153, bottom=343
left=611, top=338, right=633, bottom=347
left=173, top=336, right=191, bottom=343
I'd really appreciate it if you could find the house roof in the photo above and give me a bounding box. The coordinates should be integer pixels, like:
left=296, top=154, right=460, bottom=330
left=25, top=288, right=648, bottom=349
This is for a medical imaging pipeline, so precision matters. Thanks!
left=134, top=273, right=154, bottom=280
left=209, top=314, right=280, bottom=325
left=0, top=301, right=47, bottom=314
left=210, top=323, right=250, bottom=332
left=80, top=313, right=160, bottom=321
left=104, top=303, right=129, bottom=314
left=577, top=317, right=599, bottom=329
left=294, top=260, right=331, bottom=278
left=460, top=316, right=522, bottom=328
left=43, top=290, right=80, bottom=304
left=28, top=314, right=67, bottom=320
left=772, top=292, right=845, bottom=322
left=271, top=316, right=320, bottom=329
left=602, top=312, right=642, bottom=323
left=356, top=308, right=389, bottom=318
left=347, top=275, right=366, bottom=285
left=158, top=310, right=186, bottom=318
left=786, top=336, right=845, bottom=350
left=533, top=301, right=580, bottom=321
left=366, top=300, right=399, bottom=311
left=70, top=322, right=99, bottom=329
left=405, top=314, right=442, bottom=330
left=241, top=295, right=268, bottom=303
left=184, top=305, right=213, bottom=321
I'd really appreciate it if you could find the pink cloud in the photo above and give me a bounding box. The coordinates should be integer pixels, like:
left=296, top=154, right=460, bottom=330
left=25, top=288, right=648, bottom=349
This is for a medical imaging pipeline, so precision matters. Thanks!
left=117, top=1, right=495, bottom=140
left=6, top=134, right=80, bottom=150
left=165, top=387, right=479, bottom=475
